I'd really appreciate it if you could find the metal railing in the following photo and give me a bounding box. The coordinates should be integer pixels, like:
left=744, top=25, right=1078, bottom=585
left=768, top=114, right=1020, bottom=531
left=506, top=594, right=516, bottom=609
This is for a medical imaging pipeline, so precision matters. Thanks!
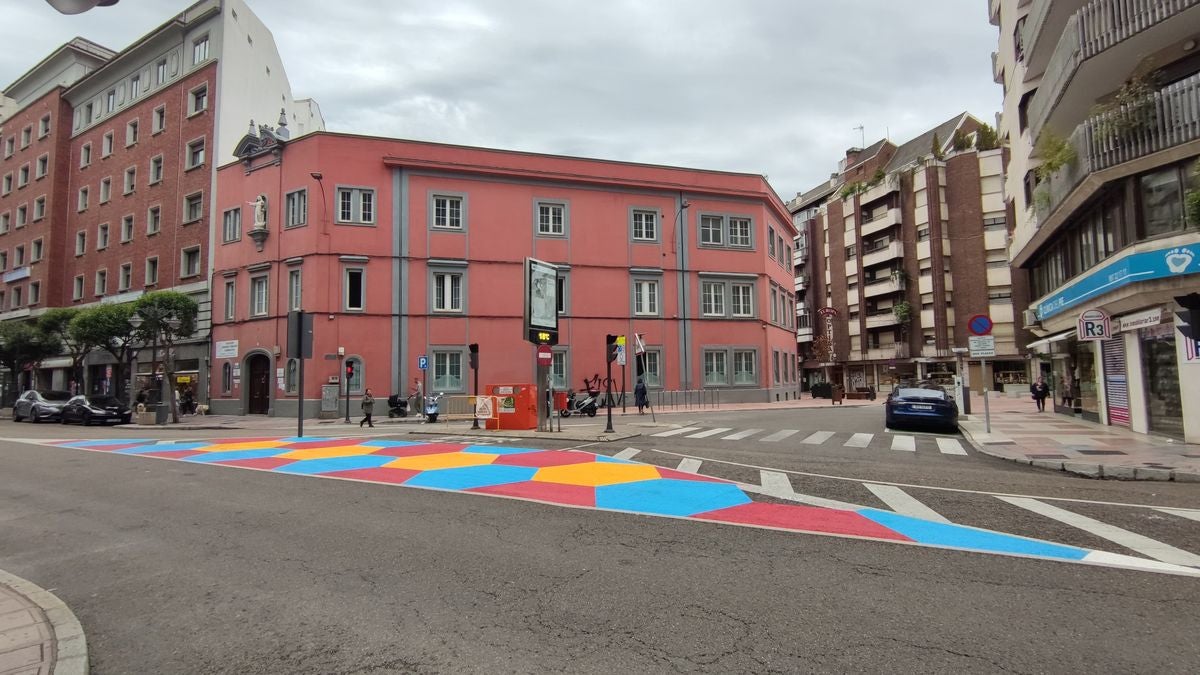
left=653, top=389, right=721, bottom=410
left=1035, top=70, right=1200, bottom=223
left=1029, top=0, right=1199, bottom=136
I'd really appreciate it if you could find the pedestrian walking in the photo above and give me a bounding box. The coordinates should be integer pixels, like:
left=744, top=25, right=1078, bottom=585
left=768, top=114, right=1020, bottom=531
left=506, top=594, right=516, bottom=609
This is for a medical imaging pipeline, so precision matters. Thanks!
left=1061, top=378, right=1074, bottom=408
left=634, top=379, right=648, bottom=415
left=360, top=388, right=376, bottom=427
left=1030, top=377, right=1050, bottom=412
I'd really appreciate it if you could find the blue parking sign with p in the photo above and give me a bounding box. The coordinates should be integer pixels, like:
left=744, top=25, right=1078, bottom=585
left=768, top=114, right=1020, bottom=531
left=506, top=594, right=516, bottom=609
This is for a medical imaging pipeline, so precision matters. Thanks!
left=418, top=355, right=429, bottom=370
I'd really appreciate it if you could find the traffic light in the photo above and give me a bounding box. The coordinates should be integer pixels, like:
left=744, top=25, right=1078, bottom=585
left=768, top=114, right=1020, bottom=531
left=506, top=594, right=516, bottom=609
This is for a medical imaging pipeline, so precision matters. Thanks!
left=605, top=334, right=618, bottom=363
left=468, top=343, right=479, bottom=370
left=1176, top=293, right=1200, bottom=340
left=345, top=362, right=354, bottom=380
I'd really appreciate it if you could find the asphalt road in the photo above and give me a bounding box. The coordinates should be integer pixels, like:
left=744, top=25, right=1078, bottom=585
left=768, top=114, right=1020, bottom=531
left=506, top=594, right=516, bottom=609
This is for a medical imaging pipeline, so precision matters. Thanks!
left=2, top=412, right=1200, bottom=673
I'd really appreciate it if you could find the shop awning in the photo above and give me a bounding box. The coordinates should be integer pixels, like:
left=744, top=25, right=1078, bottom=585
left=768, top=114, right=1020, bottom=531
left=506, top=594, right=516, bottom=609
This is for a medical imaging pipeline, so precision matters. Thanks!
left=1025, top=330, right=1074, bottom=351
left=39, top=357, right=73, bottom=368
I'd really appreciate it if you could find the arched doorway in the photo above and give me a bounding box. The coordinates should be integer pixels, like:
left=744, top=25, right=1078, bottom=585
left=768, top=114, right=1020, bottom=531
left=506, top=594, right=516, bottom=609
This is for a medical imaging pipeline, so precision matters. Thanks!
left=246, top=353, right=271, bottom=414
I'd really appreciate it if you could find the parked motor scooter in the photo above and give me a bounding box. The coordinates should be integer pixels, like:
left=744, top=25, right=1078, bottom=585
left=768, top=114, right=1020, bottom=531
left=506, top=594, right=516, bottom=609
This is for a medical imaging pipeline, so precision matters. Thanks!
left=559, top=387, right=599, bottom=417
left=424, top=392, right=443, bottom=423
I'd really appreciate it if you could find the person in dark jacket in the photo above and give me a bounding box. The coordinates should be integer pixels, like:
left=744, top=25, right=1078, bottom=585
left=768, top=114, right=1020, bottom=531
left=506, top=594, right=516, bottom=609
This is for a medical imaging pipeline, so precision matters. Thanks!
left=634, top=379, right=648, bottom=415
left=1030, top=377, right=1050, bottom=412
left=360, top=388, right=375, bottom=427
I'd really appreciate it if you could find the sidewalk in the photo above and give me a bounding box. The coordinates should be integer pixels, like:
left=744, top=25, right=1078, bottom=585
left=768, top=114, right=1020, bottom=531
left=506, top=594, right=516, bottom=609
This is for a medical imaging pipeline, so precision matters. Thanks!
left=958, top=392, right=1200, bottom=481
left=0, top=569, right=87, bottom=675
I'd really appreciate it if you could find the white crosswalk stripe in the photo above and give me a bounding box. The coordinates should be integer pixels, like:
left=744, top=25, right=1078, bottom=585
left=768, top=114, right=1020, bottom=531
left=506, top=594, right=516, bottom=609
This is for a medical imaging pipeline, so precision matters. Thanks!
left=801, top=431, right=835, bottom=445
left=891, top=435, right=916, bottom=452
left=759, top=429, right=799, bottom=443
left=685, top=427, right=732, bottom=439
left=936, top=438, right=968, bottom=455
left=721, top=428, right=763, bottom=440
left=651, top=426, right=704, bottom=437
left=844, top=433, right=873, bottom=448
left=1156, top=508, right=1200, bottom=523
left=613, top=448, right=641, bottom=460
left=676, top=458, right=703, bottom=473
left=863, top=484, right=950, bottom=523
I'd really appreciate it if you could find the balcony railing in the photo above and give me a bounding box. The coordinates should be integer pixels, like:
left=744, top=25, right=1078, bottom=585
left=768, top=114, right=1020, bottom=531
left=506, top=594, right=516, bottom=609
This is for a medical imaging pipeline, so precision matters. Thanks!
left=860, top=207, right=901, bottom=237
left=860, top=174, right=900, bottom=205
left=1029, top=0, right=1199, bottom=138
left=861, top=240, right=903, bottom=268
left=796, top=326, right=814, bottom=343
left=865, top=311, right=899, bottom=329
left=1035, top=70, right=1200, bottom=223
left=863, top=344, right=910, bottom=361
left=863, top=276, right=904, bottom=298
left=921, top=346, right=953, bottom=359
left=792, top=247, right=808, bottom=266
left=794, top=275, right=808, bottom=293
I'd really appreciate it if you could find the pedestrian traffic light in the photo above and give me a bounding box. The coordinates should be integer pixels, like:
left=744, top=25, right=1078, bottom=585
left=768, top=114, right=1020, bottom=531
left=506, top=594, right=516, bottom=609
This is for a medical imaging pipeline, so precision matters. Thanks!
left=605, top=334, right=618, bottom=363
left=1176, top=293, right=1200, bottom=340
left=468, top=343, right=479, bottom=370
left=345, top=362, right=354, bottom=379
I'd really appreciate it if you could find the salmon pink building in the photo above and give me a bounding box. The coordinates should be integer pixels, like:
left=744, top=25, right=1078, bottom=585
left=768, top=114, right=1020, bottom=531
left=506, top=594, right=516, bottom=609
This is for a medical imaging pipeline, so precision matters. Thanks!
left=210, top=130, right=799, bottom=417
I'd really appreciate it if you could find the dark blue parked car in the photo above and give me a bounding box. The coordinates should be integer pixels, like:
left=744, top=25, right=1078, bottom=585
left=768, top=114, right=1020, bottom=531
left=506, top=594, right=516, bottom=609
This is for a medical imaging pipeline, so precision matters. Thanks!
left=885, top=382, right=958, bottom=433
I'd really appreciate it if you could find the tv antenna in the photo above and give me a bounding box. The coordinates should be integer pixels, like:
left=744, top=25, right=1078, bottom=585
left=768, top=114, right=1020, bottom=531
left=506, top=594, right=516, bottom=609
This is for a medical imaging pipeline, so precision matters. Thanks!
left=853, top=125, right=865, bottom=148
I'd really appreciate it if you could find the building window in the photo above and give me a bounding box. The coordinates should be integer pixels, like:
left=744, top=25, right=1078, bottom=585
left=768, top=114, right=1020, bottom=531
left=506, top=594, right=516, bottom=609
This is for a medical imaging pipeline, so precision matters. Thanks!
left=433, top=351, right=464, bottom=391
left=1, top=174, right=10, bottom=195
left=150, top=155, right=164, bottom=184
left=152, top=105, right=166, bottom=133
left=186, top=138, right=205, bottom=169
left=288, top=269, right=302, bottom=311
left=99, top=177, right=111, bottom=203
left=147, top=206, right=161, bottom=234
left=184, top=193, right=203, bottom=223
left=224, top=280, right=236, bottom=320
left=631, top=210, right=657, bottom=241
left=731, top=283, right=753, bottom=317
left=641, top=349, right=662, bottom=388
left=105, top=90, right=115, bottom=113
left=130, top=75, right=140, bottom=99
left=222, top=208, right=241, bottom=243
left=20, top=126, right=31, bottom=148
left=701, top=281, right=725, bottom=316
left=550, top=350, right=568, bottom=390
left=77, top=187, right=89, bottom=212
left=97, top=223, right=109, bottom=250
left=344, top=268, right=364, bottom=311
left=73, top=276, right=84, bottom=300
left=189, top=84, right=208, bottom=115
left=556, top=272, right=569, bottom=316
left=768, top=227, right=776, bottom=256
left=118, top=215, right=133, bottom=242
left=734, top=350, right=757, bottom=385
left=31, top=238, right=42, bottom=262
left=336, top=187, right=374, bottom=224
left=29, top=281, right=40, bottom=305
left=193, top=35, right=210, bottom=64
left=181, top=247, right=201, bottom=278
left=123, top=166, right=136, bottom=194
left=15, top=205, right=26, bottom=227
left=126, top=119, right=139, bottom=147
left=983, top=216, right=1006, bottom=231
left=38, top=114, right=50, bottom=138
left=0, top=251, right=7, bottom=269
left=633, top=279, right=659, bottom=316
left=80, top=143, right=92, bottom=167
left=156, top=59, right=167, bottom=85
left=14, top=245, right=24, bottom=266
left=250, top=276, right=268, bottom=316
left=1140, top=165, right=1188, bottom=238
left=221, top=363, right=232, bottom=394
left=346, top=357, right=364, bottom=394
left=535, top=201, right=567, bottom=236
left=102, top=132, right=113, bottom=157
left=432, top=195, right=462, bottom=230
left=10, top=287, right=20, bottom=309
left=145, top=257, right=159, bottom=285
left=3, top=137, right=12, bottom=158
left=773, top=351, right=781, bottom=385
left=700, top=215, right=723, bottom=245
left=75, top=231, right=86, bottom=255
left=433, top=271, right=463, bottom=312
left=35, top=154, right=47, bottom=178
left=703, top=350, right=728, bottom=386
left=119, top=263, right=132, bottom=291
left=17, top=165, right=29, bottom=187
left=0, top=213, right=7, bottom=234
left=33, top=196, right=45, bottom=220
left=95, top=269, right=107, bottom=296
left=285, top=189, right=307, bottom=228
left=285, top=359, right=299, bottom=394
left=845, top=245, right=857, bottom=260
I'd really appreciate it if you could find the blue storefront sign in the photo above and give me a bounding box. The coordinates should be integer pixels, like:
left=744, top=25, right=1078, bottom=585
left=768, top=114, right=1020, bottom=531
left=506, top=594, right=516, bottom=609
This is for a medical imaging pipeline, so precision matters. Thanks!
left=1037, top=242, right=1200, bottom=321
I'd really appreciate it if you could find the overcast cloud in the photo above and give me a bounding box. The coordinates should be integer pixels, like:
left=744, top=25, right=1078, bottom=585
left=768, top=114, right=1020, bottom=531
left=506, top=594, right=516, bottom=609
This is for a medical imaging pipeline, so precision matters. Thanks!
left=1, top=0, right=1000, bottom=200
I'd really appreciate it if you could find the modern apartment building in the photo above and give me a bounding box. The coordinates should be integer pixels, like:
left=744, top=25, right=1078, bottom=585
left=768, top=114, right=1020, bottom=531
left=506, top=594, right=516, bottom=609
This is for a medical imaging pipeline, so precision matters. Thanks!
left=0, top=0, right=322, bottom=400
left=210, top=131, right=800, bottom=416
left=992, top=0, right=1200, bottom=441
left=788, top=114, right=1030, bottom=395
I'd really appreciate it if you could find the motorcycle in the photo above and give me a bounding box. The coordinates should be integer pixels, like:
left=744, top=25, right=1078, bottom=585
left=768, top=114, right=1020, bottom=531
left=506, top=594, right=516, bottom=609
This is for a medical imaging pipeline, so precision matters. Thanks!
left=424, top=392, right=443, bottom=423
left=559, top=387, right=599, bottom=417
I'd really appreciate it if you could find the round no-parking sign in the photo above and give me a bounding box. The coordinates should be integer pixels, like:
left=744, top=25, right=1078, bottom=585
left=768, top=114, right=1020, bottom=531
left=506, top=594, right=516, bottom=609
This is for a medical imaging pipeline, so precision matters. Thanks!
left=967, top=314, right=993, bottom=336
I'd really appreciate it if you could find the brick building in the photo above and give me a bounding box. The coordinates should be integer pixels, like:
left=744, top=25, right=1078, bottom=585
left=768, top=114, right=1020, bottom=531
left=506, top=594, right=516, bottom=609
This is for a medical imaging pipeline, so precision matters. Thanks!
left=0, top=0, right=322, bottom=400
left=788, top=114, right=1032, bottom=395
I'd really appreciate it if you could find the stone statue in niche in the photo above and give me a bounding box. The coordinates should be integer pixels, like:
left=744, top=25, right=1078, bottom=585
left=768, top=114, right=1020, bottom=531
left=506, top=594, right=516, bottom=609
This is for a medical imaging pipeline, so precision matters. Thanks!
left=250, top=194, right=267, bottom=230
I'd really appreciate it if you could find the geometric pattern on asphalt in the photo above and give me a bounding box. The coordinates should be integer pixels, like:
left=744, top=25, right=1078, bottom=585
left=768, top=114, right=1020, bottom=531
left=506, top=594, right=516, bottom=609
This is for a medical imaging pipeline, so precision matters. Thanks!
left=650, top=427, right=968, bottom=455
left=37, top=436, right=1199, bottom=577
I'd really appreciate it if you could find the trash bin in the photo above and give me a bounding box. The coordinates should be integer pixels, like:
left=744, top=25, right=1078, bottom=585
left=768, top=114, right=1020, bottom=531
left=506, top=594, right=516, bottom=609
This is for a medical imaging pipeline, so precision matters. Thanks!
left=831, top=385, right=844, bottom=406
left=552, top=391, right=568, bottom=413
left=155, top=403, right=169, bottom=424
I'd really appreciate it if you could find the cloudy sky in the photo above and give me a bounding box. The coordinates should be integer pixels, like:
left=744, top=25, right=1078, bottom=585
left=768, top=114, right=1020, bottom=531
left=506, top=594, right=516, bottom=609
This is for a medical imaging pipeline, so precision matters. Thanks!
left=2, top=0, right=1001, bottom=200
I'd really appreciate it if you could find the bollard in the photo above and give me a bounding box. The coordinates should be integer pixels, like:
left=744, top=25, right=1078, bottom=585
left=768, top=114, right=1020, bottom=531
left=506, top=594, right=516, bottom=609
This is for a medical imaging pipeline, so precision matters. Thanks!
left=983, top=387, right=991, bottom=435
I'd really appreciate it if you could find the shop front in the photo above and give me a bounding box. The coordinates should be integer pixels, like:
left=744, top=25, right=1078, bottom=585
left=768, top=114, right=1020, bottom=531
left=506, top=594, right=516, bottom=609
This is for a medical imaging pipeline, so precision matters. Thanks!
left=1138, top=323, right=1183, bottom=439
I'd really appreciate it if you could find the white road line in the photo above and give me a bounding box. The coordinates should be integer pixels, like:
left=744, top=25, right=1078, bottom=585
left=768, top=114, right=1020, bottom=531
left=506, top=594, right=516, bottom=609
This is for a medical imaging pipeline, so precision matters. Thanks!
left=844, top=433, right=873, bottom=448
left=760, top=429, right=800, bottom=443
left=613, top=448, right=641, bottom=460
left=998, top=496, right=1200, bottom=567
left=891, top=435, right=916, bottom=452
left=936, top=438, right=968, bottom=455
left=863, top=484, right=950, bottom=523
left=1155, top=508, right=1200, bottom=523
left=686, top=427, right=733, bottom=439
left=748, top=471, right=860, bottom=510
left=651, top=426, right=704, bottom=437
left=759, top=470, right=795, bottom=496
left=721, top=428, right=763, bottom=441
left=676, top=458, right=703, bottom=473
left=800, top=431, right=835, bottom=445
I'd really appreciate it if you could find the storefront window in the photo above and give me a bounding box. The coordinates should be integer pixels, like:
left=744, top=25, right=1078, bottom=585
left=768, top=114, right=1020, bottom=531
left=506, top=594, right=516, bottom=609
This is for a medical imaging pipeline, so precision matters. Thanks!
left=1140, top=324, right=1183, bottom=438
left=1140, top=167, right=1185, bottom=237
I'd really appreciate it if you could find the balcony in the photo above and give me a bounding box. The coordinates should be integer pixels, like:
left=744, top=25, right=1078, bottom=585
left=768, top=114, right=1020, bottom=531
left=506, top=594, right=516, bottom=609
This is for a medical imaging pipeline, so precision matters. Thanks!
left=793, top=247, right=808, bottom=266
left=1034, top=70, right=1200, bottom=226
left=1028, top=0, right=1200, bottom=138
left=921, top=346, right=953, bottom=359
left=860, top=174, right=900, bottom=206
left=865, top=310, right=899, bottom=329
left=864, top=344, right=910, bottom=361
left=1020, top=0, right=1075, bottom=77
left=860, top=207, right=901, bottom=237
left=860, top=240, right=903, bottom=268
left=796, top=326, right=814, bottom=343
left=863, top=276, right=904, bottom=298
left=794, top=275, right=808, bottom=293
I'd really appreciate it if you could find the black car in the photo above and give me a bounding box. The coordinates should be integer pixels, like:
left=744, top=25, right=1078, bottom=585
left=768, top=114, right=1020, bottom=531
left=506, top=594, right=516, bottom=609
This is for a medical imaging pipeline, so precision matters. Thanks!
left=60, top=395, right=133, bottom=426
left=12, top=390, right=73, bottom=423
left=885, top=382, right=958, bottom=432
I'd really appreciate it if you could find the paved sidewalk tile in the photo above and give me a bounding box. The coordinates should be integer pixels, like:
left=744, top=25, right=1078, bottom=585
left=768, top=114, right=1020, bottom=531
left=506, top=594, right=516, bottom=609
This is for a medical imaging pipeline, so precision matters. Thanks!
left=0, top=584, right=52, bottom=675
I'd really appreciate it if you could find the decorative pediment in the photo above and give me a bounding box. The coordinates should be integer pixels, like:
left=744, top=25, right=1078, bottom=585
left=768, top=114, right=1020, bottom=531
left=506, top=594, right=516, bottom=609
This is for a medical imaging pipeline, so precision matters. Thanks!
left=234, top=120, right=288, bottom=161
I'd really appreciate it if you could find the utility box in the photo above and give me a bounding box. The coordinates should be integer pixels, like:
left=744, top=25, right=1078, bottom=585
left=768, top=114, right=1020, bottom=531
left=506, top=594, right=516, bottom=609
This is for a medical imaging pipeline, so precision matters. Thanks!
left=485, top=383, right=538, bottom=430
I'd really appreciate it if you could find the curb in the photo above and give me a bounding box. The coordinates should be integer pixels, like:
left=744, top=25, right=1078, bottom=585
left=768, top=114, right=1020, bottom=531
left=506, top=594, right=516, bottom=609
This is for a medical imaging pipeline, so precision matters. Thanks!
left=0, top=568, right=88, bottom=675
left=958, top=424, right=1200, bottom=482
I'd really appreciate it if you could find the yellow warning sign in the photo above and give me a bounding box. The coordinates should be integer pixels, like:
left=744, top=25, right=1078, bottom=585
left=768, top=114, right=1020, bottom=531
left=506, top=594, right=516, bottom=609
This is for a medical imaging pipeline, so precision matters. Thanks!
left=475, top=396, right=496, bottom=419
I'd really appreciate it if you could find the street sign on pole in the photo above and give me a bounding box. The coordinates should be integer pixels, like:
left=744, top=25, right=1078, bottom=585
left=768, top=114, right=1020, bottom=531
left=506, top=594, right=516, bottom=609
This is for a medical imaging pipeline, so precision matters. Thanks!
left=418, top=355, right=429, bottom=370
left=968, top=335, right=996, bottom=358
left=967, top=314, right=993, bottom=336
left=536, top=345, right=553, bottom=366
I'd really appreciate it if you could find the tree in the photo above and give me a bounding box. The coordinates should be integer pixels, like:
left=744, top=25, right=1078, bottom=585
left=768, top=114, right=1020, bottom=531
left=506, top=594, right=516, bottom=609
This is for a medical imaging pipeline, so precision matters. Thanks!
left=133, top=291, right=200, bottom=423
left=69, top=303, right=138, bottom=403
left=0, top=321, right=62, bottom=405
left=974, top=123, right=999, bottom=151
left=931, top=132, right=945, bottom=160
left=951, top=129, right=971, bottom=151
left=37, top=308, right=97, bottom=393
